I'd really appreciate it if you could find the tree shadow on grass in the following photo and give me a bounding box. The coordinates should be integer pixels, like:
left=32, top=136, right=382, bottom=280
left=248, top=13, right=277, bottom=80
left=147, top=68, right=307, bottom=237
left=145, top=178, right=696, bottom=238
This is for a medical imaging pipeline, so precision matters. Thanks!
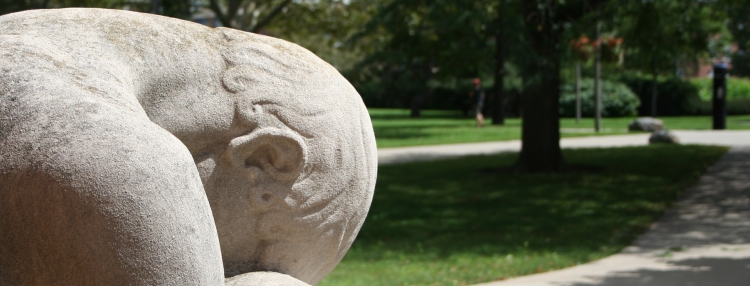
left=480, top=163, right=606, bottom=175
left=351, top=145, right=728, bottom=262
left=368, top=110, right=467, bottom=120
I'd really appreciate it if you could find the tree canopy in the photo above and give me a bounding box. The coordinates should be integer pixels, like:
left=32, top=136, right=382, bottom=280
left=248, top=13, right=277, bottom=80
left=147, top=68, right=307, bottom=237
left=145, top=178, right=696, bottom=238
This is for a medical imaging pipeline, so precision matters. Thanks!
left=1, top=0, right=739, bottom=172
left=614, top=0, right=725, bottom=76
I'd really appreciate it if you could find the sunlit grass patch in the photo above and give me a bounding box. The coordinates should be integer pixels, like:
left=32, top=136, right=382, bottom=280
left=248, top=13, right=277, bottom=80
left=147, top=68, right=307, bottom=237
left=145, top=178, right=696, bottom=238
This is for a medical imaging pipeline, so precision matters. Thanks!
left=368, top=108, right=750, bottom=148
left=320, top=145, right=727, bottom=286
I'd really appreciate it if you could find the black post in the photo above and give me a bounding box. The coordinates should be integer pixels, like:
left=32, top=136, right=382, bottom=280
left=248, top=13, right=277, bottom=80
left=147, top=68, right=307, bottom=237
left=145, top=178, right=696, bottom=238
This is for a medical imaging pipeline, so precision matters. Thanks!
left=713, top=63, right=728, bottom=130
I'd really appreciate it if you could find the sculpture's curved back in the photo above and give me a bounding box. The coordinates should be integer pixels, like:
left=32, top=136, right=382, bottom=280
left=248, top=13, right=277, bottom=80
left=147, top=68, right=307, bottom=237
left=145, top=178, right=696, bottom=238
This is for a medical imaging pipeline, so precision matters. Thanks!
left=0, top=8, right=376, bottom=285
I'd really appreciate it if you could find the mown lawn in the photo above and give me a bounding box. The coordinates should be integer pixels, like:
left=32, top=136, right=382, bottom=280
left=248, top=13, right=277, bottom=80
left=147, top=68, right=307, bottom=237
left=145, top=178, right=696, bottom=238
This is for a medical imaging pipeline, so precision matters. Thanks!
left=370, top=108, right=750, bottom=148
left=319, top=145, right=728, bottom=286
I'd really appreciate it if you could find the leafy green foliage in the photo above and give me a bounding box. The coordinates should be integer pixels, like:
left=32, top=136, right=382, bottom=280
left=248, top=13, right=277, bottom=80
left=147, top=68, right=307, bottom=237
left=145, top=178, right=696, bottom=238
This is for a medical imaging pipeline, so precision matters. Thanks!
left=685, top=76, right=750, bottom=114
left=352, top=0, right=493, bottom=80
left=345, top=0, right=500, bottom=110
left=0, top=0, right=123, bottom=15
left=719, top=0, right=750, bottom=77
left=206, top=0, right=291, bottom=31
left=264, top=0, right=375, bottom=72
left=724, top=99, right=750, bottom=115
left=321, top=145, right=727, bottom=285
left=559, top=79, right=640, bottom=117
left=613, top=0, right=726, bottom=76
left=691, top=77, right=750, bottom=101
left=620, top=74, right=707, bottom=116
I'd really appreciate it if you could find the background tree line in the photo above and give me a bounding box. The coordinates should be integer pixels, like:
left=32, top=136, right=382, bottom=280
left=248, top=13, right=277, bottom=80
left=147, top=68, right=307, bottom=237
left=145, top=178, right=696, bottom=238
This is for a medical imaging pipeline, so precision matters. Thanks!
left=1, top=0, right=746, bottom=172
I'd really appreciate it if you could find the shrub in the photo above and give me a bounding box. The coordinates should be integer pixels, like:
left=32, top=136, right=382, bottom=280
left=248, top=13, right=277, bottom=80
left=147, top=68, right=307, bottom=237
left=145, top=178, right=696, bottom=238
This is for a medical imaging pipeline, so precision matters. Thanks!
left=621, top=75, right=750, bottom=116
left=690, top=77, right=750, bottom=101
left=620, top=74, right=706, bottom=116
left=559, top=78, right=640, bottom=117
left=726, top=99, right=750, bottom=115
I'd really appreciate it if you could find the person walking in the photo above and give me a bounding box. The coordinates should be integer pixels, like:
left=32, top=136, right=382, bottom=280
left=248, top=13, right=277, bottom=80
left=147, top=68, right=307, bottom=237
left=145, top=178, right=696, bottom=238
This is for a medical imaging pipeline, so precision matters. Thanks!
left=470, top=78, right=485, bottom=128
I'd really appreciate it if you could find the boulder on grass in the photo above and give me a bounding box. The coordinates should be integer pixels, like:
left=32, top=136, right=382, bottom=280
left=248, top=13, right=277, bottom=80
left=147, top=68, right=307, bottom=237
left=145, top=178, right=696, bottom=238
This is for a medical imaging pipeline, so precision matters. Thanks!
left=629, top=117, right=665, bottom=132
left=649, top=130, right=680, bottom=144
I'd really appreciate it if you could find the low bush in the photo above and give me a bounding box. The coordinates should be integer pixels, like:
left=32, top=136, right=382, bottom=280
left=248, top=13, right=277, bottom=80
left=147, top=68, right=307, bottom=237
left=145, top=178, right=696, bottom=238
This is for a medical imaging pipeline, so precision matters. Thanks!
left=620, top=74, right=707, bottom=116
left=559, top=78, right=640, bottom=117
left=690, top=77, right=750, bottom=101
left=726, top=99, right=750, bottom=115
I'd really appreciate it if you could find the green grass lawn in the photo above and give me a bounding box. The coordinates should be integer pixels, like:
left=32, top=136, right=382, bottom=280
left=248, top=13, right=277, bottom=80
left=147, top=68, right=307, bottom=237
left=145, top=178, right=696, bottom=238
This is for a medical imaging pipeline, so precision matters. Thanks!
left=319, top=145, right=727, bottom=286
left=370, top=108, right=750, bottom=148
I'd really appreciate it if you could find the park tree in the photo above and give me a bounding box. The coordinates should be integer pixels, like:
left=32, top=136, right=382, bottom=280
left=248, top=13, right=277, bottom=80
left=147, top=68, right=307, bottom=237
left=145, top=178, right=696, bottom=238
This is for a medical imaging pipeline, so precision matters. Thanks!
left=349, top=0, right=494, bottom=117
left=151, top=0, right=191, bottom=19
left=208, top=0, right=292, bottom=32
left=490, top=0, right=507, bottom=125
left=719, top=0, right=750, bottom=77
left=515, top=0, right=603, bottom=172
left=0, top=0, right=192, bottom=22
left=614, top=0, right=725, bottom=116
left=264, top=0, right=377, bottom=73
left=516, top=0, right=722, bottom=172
left=0, top=0, right=122, bottom=15
left=490, top=0, right=525, bottom=125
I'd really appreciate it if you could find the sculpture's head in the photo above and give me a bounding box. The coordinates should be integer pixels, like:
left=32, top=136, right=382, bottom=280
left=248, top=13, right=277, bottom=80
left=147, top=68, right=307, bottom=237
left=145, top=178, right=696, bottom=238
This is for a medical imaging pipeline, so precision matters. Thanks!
left=193, top=28, right=377, bottom=285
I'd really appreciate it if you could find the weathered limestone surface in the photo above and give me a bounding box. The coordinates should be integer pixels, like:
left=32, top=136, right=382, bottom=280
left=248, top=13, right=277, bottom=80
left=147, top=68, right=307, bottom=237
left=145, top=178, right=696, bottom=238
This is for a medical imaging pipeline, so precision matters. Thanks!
left=649, top=130, right=680, bottom=144
left=628, top=117, right=665, bottom=132
left=0, top=8, right=376, bottom=285
left=226, top=272, right=311, bottom=286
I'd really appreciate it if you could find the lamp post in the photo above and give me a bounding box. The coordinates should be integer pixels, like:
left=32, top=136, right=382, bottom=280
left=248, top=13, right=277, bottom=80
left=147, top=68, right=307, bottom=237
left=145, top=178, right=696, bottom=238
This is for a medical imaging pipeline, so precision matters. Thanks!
left=594, top=18, right=602, bottom=133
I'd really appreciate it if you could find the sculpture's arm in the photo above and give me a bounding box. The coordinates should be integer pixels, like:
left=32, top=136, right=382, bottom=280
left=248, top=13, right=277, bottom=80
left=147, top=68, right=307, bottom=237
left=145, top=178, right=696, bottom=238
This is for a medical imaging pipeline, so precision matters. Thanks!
left=0, top=93, right=224, bottom=285
left=226, top=272, right=310, bottom=286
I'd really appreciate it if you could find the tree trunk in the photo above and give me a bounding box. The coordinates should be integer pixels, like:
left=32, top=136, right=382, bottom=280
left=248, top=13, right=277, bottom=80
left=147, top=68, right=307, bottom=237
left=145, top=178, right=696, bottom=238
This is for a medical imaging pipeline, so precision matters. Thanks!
left=516, top=64, right=562, bottom=172
left=410, top=63, right=435, bottom=118
left=575, top=62, right=581, bottom=123
left=410, top=98, right=423, bottom=117
left=210, top=0, right=291, bottom=32
left=410, top=86, right=434, bottom=118
left=250, top=0, right=292, bottom=33
left=492, top=2, right=506, bottom=125
left=651, top=68, right=658, bottom=117
left=516, top=3, right=562, bottom=173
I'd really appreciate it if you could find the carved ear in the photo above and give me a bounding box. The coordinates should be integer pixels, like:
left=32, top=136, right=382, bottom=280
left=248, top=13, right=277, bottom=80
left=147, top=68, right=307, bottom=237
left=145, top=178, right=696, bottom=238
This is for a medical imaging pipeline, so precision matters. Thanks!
left=226, top=128, right=307, bottom=183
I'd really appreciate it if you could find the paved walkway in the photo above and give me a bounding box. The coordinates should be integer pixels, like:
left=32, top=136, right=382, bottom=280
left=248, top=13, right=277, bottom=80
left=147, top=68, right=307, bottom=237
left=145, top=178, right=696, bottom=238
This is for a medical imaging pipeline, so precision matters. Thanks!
left=378, top=130, right=750, bottom=165
left=377, top=130, right=750, bottom=286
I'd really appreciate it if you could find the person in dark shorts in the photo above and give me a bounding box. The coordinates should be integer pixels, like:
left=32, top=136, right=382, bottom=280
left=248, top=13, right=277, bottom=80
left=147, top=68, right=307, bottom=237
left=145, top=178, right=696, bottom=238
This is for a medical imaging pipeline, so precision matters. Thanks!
left=470, top=78, right=485, bottom=127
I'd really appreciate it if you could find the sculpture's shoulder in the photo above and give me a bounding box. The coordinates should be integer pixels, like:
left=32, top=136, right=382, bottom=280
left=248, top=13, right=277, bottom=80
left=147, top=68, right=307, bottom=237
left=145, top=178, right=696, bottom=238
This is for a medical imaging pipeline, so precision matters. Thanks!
left=0, top=8, right=225, bottom=64
left=216, top=26, right=334, bottom=74
left=0, top=8, right=231, bottom=115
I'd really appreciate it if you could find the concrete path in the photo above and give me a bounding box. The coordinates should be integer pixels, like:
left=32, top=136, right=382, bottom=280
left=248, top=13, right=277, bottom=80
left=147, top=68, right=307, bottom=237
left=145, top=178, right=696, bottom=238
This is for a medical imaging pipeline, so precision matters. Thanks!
left=378, top=130, right=750, bottom=165
left=475, top=147, right=750, bottom=286
left=376, top=130, right=750, bottom=286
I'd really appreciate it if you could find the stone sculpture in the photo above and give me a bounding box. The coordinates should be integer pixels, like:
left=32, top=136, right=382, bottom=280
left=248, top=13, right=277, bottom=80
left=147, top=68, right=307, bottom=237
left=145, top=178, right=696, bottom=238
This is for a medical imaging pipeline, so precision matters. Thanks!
left=0, top=8, right=377, bottom=285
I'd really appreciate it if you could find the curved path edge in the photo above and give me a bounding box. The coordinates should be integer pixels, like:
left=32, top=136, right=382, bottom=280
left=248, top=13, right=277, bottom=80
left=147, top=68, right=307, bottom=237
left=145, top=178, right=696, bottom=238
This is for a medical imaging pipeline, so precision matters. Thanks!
left=474, top=146, right=750, bottom=286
